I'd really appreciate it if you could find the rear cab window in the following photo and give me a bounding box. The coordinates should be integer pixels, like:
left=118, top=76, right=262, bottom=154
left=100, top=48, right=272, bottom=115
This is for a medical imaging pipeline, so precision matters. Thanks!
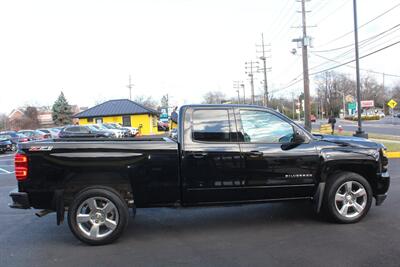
left=192, top=109, right=232, bottom=142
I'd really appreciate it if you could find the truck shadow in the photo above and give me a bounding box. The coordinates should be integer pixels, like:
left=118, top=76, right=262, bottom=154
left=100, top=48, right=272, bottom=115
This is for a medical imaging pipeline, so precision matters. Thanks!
left=123, top=201, right=323, bottom=241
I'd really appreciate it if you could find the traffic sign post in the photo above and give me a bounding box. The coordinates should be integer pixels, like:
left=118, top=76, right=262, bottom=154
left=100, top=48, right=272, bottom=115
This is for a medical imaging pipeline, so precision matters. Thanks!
left=387, top=99, right=397, bottom=109
left=387, top=99, right=397, bottom=124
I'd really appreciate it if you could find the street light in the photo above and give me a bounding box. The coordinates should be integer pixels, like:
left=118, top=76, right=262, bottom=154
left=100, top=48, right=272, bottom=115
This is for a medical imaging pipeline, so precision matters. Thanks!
left=352, top=0, right=368, bottom=138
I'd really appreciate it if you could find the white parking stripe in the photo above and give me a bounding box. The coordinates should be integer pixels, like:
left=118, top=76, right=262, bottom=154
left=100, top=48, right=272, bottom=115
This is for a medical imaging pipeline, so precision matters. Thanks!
left=0, top=167, right=11, bottom=174
left=0, top=154, right=14, bottom=158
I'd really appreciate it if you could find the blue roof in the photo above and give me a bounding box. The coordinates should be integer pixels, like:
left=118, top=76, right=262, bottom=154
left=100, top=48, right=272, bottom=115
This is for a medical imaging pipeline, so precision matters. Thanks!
left=73, top=99, right=160, bottom=118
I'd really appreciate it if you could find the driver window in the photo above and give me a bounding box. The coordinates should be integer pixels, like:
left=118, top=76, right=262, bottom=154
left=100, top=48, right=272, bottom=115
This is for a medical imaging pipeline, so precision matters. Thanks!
left=239, top=110, right=294, bottom=143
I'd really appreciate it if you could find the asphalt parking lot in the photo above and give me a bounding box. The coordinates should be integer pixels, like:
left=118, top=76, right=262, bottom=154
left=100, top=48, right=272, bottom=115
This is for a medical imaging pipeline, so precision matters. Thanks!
left=1, top=152, right=399, bottom=267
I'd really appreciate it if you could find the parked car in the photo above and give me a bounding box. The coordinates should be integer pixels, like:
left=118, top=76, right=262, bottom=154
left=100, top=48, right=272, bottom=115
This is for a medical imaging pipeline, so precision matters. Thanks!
left=58, top=125, right=115, bottom=138
left=121, top=126, right=139, bottom=137
left=88, top=124, right=118, bottom=136
left=38, top=128, right=61, bottom=139
left=158, top=121, right=169, bottom=131
left=100, top=123, right=126, bottom=138
left=310, top=114, right=317, bottom=122
left=104, top=123, right=130, bottom=137
left=9, top=104, right=390, bottom=245
left=0, top=137, right=12, bottom=153
left=18, top=130, right=51, bottom=140
left=0, top=131, right=30, bottom=151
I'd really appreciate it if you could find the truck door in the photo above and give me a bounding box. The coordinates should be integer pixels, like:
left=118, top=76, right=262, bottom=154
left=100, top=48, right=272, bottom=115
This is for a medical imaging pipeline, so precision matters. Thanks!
left=180, top=107, right=245, bottom=204
left=236, top=108, right=319, bottom=200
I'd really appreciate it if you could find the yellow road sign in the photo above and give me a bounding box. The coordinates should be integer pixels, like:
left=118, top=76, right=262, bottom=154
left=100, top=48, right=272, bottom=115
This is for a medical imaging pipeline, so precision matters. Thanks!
left=387, top=99, right=397, bottom=109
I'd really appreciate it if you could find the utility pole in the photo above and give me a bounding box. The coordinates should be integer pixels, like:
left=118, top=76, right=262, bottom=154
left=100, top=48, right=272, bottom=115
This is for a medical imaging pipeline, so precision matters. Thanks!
left=126, top=75, right=134, bottom=100
left=352, top=0, right=368, bottom=138
left=241, top=83, right=246, bottom=104
left=256, top=33, right=271, bottom=107
left=233, top=81, right=244, bottom=104
left=292, top=91, right=295, bottom=120
left=245, top=61, right=259, bottom=105
left=342, top=92, right=346, bottom=118
left=300, top=0, right=311, bottom=131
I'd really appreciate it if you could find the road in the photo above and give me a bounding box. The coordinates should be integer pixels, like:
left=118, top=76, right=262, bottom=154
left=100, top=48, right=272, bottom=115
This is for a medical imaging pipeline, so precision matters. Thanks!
left=1, top=152, right=400, bottom=267
left=312, top=117, right=400, bottom=136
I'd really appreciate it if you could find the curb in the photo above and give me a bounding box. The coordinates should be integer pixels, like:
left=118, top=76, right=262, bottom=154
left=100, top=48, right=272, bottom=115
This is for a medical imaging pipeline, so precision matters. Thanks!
left=386, top=152, right=400, bottom=159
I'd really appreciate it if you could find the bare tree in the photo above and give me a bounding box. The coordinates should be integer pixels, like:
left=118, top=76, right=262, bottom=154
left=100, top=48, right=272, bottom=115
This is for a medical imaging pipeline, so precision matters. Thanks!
left=361, top=75, right=385, bottom=108
left=202, top=91, right=226, bottom=104
left=134, top=95, right=158, bottom=109
left=0, top=113, right=8, bottom=131
left=315, top=71, right=355, bottom=117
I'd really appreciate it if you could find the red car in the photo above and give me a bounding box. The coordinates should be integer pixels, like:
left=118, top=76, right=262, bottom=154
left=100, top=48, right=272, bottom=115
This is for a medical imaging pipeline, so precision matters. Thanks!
left=310, top=115, right=317, bottom=122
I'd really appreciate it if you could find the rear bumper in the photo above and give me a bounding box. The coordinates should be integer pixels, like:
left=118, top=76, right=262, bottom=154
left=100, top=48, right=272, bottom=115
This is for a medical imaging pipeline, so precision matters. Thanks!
left=9, top=188, right=30, bottom=209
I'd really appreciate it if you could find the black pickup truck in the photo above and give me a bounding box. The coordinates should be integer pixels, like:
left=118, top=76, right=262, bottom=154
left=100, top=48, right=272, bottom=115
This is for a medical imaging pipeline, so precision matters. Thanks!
left=9, top=105, right=390, bottom=245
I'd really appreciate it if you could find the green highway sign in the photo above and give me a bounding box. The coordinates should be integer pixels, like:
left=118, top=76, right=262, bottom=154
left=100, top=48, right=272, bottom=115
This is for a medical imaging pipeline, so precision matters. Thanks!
left=348, top=102, right=356, bottom=110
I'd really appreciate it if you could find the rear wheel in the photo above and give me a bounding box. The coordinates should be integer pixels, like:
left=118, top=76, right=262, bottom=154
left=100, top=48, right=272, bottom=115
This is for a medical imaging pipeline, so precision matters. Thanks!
left=323, top=172, right=372, bottom=223
left=68, top=186, right=129, bottom=245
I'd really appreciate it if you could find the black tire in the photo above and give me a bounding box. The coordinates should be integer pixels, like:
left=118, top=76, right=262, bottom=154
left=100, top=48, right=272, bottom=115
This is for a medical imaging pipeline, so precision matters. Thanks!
left=323, top=171, right=372, bottom=223
left=68, top=186, right=129, bottom=245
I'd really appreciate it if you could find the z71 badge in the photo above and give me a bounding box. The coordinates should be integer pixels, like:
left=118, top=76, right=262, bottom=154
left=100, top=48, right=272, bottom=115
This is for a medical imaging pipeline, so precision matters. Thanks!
left=29, top=146, right=54, bottom=151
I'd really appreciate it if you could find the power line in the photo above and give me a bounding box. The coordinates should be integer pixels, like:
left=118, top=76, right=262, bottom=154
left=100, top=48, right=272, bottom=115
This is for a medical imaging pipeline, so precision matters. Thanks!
left=307, top=24, right=400, bottom=73
left=310, top=39, right=400, bottom=75
left=312, top=0, right=351, bottom=25
left=267, top=0, right=297, bottom=43
left=311, top=52, right=400, bottom=78
left=318, top=2, right=400, bottom=47
left=272, top=39, right=400, bottom=93
left=311, top=23, right=400, bottom=53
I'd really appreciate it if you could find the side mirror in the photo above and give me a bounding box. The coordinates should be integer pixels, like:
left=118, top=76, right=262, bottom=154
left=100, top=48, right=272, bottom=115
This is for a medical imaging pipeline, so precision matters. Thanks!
left=292, top=129, right=306, bottom=144
left=281, top=128, right=306, bottom=150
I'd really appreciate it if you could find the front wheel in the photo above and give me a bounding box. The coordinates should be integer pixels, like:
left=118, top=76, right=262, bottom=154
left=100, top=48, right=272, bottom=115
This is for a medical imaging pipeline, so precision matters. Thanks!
left=323, top=172, right=372, bottom=223
left=68, top=186, right=129, bottom=245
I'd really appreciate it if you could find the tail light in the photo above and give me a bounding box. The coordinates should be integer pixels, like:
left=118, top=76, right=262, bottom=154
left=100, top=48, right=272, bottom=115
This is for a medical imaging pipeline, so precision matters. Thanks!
left=20, top=138, right=29, bottom=142
left=15, top=153, right=28, bottom=181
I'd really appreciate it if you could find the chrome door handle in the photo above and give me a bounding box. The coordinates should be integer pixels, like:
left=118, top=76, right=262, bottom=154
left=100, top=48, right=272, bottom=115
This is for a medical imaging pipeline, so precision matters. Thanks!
left=192, top=152, right=208, bottom=159
left=248, top=151, right=263, bottom=157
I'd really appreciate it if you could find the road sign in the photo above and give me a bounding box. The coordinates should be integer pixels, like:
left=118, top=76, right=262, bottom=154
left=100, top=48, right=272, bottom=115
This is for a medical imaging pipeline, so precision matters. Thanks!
left=387, top=99, right=397, bottom=109
left=361, top=100, right=374, bottom=108
left=348, top=102, right=356, bottom=110
left=345, top=95, right=354, bottom=103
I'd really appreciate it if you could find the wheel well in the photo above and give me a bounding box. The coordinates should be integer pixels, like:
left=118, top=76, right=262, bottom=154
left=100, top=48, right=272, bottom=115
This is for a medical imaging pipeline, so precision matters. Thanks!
left=62, top=172, right=134, bottom=207
left=326, top=164, right=378, bottom=194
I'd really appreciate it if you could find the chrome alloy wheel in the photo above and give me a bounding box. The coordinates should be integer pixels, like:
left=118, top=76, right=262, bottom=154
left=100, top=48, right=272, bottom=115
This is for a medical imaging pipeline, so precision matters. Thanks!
left=334, top=181, right=367, bottom=218
left=76, top=197, right=119, bottom=240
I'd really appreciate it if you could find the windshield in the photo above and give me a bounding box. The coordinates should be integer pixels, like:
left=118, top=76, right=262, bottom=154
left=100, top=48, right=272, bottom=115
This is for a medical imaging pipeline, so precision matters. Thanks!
left=104, top=124, right=117, bottom=129
left=111, top=123, right=122, bottom=129
left=87, top=125, right=99, bottom=131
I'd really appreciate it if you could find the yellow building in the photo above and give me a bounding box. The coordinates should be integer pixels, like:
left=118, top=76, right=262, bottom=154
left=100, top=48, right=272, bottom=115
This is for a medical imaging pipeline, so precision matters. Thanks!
left=73, top=99, right=160, bottom=135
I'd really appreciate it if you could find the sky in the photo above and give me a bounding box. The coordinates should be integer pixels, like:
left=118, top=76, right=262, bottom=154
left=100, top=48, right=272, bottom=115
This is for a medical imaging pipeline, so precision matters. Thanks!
left=1, top=0, right=399, bottom=113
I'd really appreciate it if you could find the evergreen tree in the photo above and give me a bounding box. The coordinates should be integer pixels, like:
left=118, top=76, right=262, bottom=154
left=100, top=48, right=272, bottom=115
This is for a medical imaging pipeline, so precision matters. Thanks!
left=52, top=92, right=73, bottom=125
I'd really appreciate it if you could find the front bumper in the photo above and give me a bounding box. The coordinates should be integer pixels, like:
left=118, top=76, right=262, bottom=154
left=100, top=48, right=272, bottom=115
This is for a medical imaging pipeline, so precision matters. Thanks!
left=9, top=188, right=30, bottom=209
left=375, top=194, right=387, bottom=206
left=375, top=171, right=390, bottom=206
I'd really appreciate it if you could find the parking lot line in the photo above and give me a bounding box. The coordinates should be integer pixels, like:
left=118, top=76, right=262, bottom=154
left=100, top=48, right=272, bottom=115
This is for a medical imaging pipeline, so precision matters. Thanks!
left=0, top=168, right=12, bottom=174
